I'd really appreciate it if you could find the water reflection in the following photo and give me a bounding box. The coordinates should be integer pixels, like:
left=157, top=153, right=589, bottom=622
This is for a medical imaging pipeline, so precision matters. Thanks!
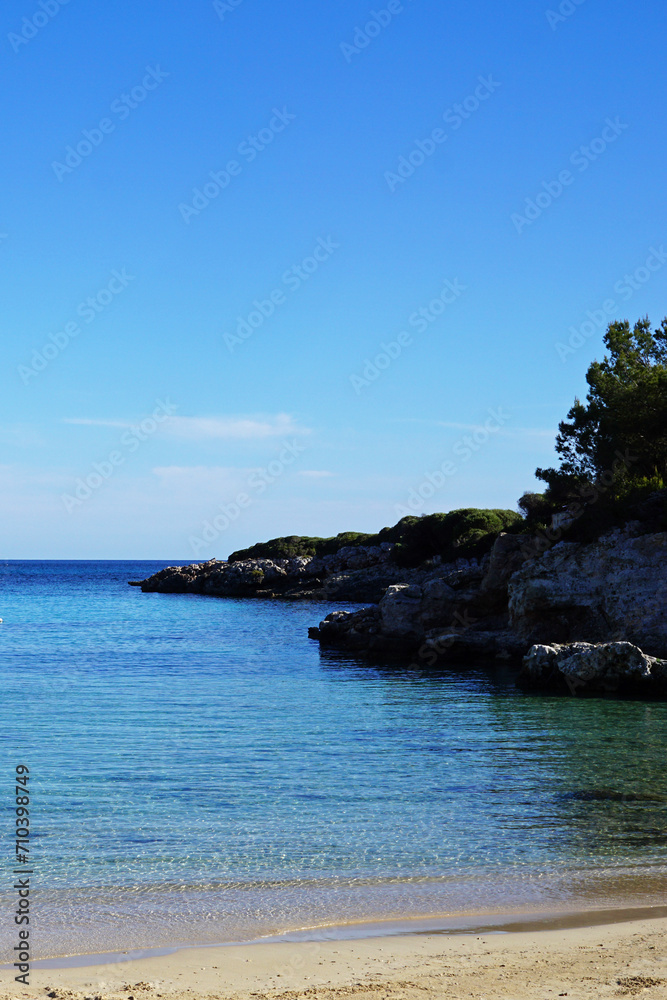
left=318, top=646, right=667, bottom=871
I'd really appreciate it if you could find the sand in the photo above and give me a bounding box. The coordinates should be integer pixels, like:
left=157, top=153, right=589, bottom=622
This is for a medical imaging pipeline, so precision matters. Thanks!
left=4, top=913, right=667, bottom=1000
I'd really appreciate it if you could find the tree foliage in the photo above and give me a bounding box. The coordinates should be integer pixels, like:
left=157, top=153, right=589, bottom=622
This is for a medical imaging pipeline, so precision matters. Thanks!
left=536, top=316, right=667, bottom=504
left=517, top=491, right=554, bottom=528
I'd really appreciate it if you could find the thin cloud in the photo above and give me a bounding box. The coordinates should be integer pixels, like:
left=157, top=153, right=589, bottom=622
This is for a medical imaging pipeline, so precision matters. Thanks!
left=390, top=417, right=555, bottom=438
left=63, top=413, right=309, bottom=440
left=152, top=465, right=250, bottom=480
left=63, top=418, right=130, bottom=428
left=164, top=414, right=309, bottom=440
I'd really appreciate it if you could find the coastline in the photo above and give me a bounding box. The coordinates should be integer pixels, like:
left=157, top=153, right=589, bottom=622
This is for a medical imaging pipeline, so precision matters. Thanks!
left=5, top=564, right=667, bottom=996
left=134, top=521, right=667, bottom=697
left=10, top=863, right=667, bottom=962
left=10, top=910, right=667, bottom=1000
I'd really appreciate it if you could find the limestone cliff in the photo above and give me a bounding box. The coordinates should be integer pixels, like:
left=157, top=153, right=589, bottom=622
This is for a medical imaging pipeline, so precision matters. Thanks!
left=508, top=526, right=667, bottom=658
left=133, top=525, right=667, bottom=692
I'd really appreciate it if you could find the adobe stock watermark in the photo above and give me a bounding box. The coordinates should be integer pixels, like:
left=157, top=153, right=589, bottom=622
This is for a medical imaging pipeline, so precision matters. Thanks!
left=546, top=0, right=587, bottom=31
left=61, top=399, right=178, bottom=513
left=18, top=269, right=135, bottom=385
left=511, top=117, right=628, bottom=234
left=350, top=278, right=467, bottom=393
left=556, top=246, right=667, bottom=362
left=179, top=108, right=296, bottom=224
left=384, top=75, right=501, bottom=192
left=224, top=237, right=339, bottom=352
left=189, top=439, right=307, bottom=556
left=52, top=66, right=169, bottom=181
left=393, top=407, right=511, bottom=518
left=213, top=0, right=246, bottom=20
left=340, top=0, right=416, bottom=63
left=8, top=0, right=72, bottom=54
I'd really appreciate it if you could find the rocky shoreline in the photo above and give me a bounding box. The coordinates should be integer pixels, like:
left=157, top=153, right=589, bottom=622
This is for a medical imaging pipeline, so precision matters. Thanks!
left=133, top=522, right=667, bottom=696
left=132, top=541, right=424, bottom=603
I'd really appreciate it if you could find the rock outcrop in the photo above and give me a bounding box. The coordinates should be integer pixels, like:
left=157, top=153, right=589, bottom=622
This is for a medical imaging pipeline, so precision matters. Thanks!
left=134, top=526, right=667, bottom=694
left=136, top=543, right=404, bottom=602
left=310, top=527, right=667, bottom=684
left=309, top=542, right=525, bottom=664
left=508, top=526, right=667, bottom=657
left=136, top=556, right=318, bottom=598
left=518, top=641, right=667, bottom=695
left=136, top=542, right=490, bottom=606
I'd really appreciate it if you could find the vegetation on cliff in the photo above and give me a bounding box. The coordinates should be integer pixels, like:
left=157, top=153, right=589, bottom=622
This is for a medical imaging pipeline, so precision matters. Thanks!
left=230, top=315, right=667, bottom=567
left=229, top=509, right=521, bottom=567
left=521, top=315, right=667, bottom=540
left=228, top=531, right=375, bottom=562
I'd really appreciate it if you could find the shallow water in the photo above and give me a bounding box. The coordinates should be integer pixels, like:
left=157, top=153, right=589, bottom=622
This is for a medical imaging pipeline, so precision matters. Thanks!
left=1, top=561, right=666, bottom=958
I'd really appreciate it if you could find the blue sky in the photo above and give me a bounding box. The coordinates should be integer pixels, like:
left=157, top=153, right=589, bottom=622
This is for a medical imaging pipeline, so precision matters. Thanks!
left=2, top=0, right=666, bottom=558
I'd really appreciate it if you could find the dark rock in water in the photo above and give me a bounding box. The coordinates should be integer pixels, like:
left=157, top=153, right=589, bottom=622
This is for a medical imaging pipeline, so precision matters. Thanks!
left=561, top=789, right=667, bottom=803
left=134, top=546, right=402, bottom=601
left=310, top=596, right=526, bottom=665
left=311, top=607, right=397, bottom=654
left=132, top=526, right=667, bottom=699
left=137, top=557, right=314, bottom=597
left=518, top=641, right=667, bottom=696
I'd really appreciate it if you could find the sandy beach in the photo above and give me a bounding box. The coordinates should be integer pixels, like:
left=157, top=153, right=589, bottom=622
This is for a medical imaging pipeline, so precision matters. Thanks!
left=6, top=912, right=667, bottom=1000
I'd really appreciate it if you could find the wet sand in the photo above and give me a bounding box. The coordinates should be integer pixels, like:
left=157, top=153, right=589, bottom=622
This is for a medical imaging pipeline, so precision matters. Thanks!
left=5, top=910, right=667, bottom=1000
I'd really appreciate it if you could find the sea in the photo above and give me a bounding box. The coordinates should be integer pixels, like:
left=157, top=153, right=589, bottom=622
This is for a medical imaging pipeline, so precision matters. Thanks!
left=1, top=560, right=666, bottom=960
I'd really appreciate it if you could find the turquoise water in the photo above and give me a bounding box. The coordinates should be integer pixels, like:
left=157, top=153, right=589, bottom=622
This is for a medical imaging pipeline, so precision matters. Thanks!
left=1, top=561, right=667, bottom=959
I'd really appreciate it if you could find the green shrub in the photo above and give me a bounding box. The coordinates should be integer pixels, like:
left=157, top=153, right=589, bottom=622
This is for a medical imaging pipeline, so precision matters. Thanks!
left=614, top=474, right=666, bottom=505
left=517, top=491, right=557, bottom=529
left=228, top=509, right=522, bottom=567
left=387, top=509, right=522, bottom=567
left=228, top=531, right=374, bottom=563
left=229, top=536, right=322, bottom=561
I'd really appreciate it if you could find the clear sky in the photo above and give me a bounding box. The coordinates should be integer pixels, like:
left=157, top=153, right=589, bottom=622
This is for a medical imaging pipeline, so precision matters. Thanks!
left=2, top=0, right=666, bottom=558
